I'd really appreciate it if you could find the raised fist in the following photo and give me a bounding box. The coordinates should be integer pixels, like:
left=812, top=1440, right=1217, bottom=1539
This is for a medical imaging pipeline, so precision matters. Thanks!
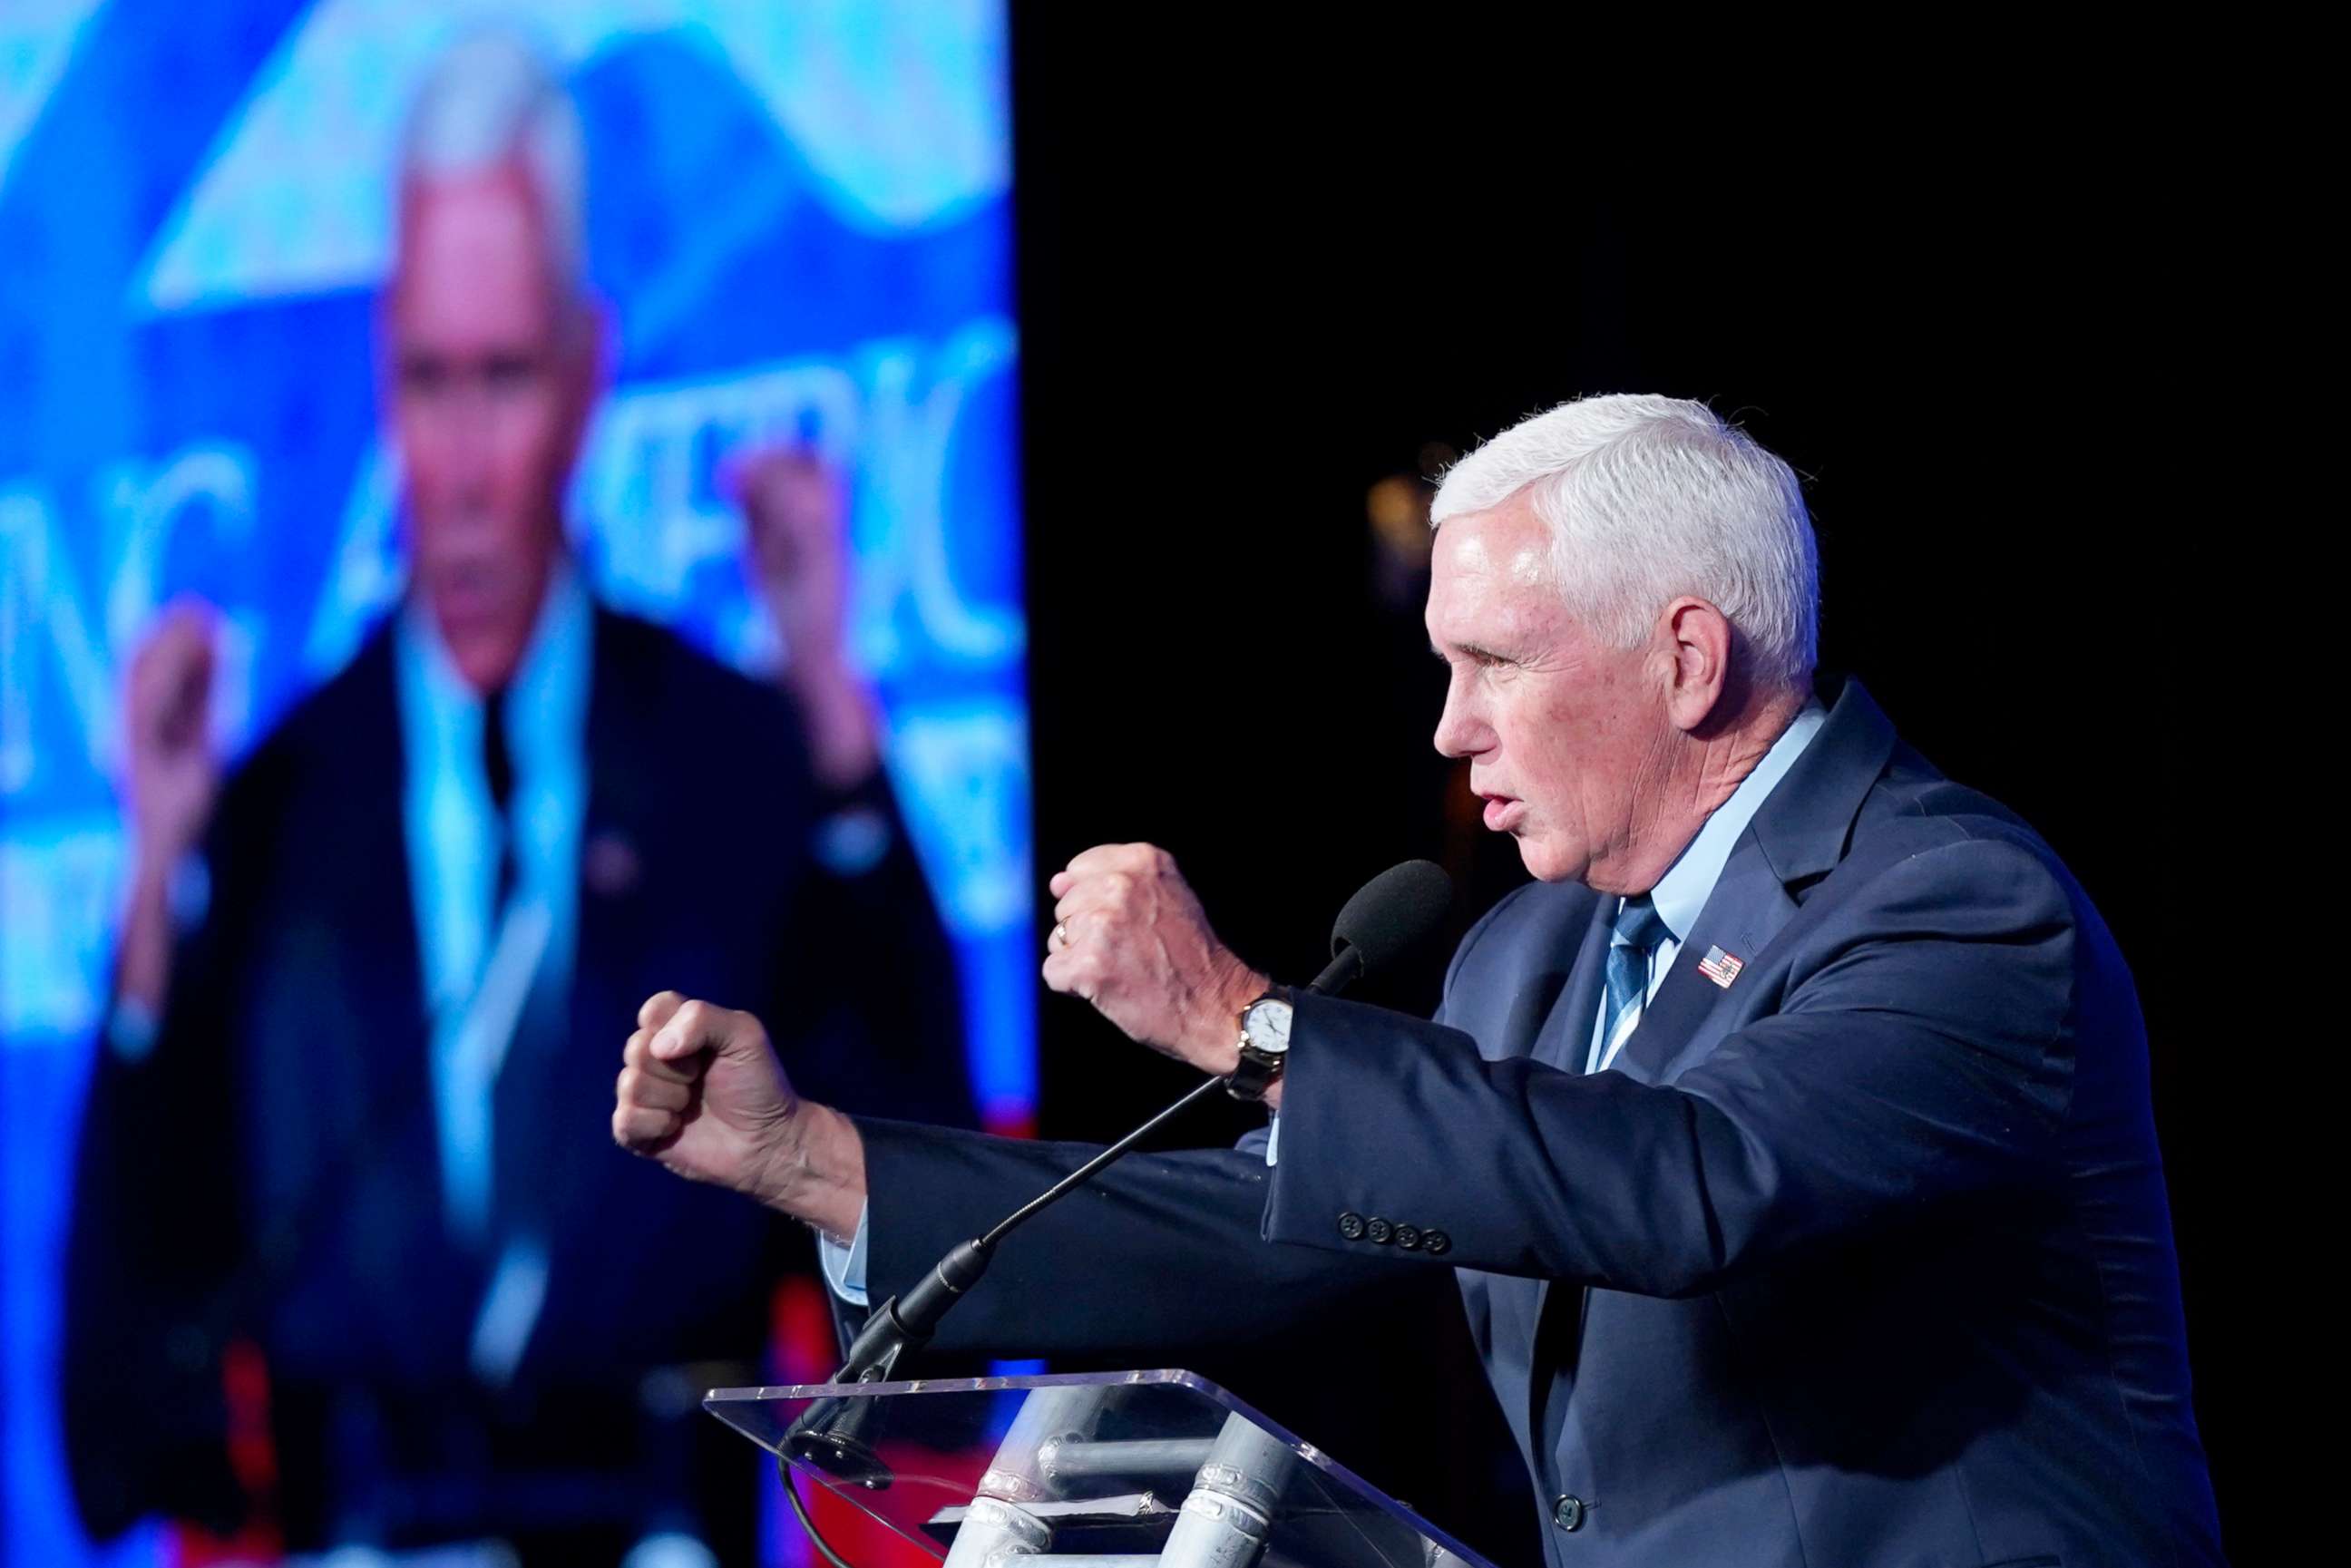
left=730, top=446, right=879, bottom=789
left=122, top=603, right=220, bottom=874
left=1044, top=843, right=1270, bottom=1073
left=733, top=447, right=849, bottom=673
left=613, top=990, right=869, bottom=1239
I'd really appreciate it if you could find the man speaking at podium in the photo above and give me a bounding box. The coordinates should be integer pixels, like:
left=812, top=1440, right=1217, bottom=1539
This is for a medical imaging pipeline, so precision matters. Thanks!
left=615, top=395, right=2225, bottom=1566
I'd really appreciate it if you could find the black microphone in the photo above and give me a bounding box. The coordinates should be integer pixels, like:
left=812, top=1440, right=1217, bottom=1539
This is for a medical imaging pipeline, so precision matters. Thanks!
left=1307, top=858, right=1454, bottom=996
left=785, top=860, right=1455, bottom=1485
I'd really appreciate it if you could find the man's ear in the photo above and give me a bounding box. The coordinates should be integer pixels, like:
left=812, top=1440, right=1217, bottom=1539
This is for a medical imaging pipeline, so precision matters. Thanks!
left=1660, top=596, right=1734, bottom=734
left=374, top=282, right=403, bottom=434
left=557, top=291, right=612, bottom=461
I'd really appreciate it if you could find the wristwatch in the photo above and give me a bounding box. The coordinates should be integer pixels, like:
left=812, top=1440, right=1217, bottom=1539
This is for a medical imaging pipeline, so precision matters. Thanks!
left=1226, top=989, right=1294, bottom=1102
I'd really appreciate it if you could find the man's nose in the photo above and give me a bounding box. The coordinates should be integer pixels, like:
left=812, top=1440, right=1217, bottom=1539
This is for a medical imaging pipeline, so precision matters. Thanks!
left=434, top=389, right=498, bottom=499
left=1432, top=680, right=1488, bottom=759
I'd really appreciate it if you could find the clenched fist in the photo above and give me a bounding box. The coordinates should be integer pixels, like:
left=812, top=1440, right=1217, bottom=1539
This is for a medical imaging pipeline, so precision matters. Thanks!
left=730, top=445, right=879, bottom=790
left=1043, top=843, right=1270, bottom=1075
left=113, top=603, right=223, bottom=1017
left=735, top=448, right=848, bottom=667
left=613, top=991, right=867, bottom=1239
left=123, top=603, right=220, bottom=872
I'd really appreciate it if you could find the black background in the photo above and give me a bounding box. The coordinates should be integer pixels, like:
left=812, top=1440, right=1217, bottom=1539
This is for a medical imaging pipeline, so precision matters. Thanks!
left=1010, top=19, right=2257, bottom=1561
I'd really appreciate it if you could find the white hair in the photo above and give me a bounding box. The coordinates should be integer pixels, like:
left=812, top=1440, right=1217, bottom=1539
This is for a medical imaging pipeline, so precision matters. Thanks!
left=1430, top=394, right=1819, bottom=690
left=399, top=28, right=587, bottom=293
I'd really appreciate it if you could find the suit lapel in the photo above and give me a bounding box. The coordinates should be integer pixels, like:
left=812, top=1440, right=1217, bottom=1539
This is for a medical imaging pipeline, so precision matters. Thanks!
left=1529, top=898, right=1615, bottom=1071
left=1610, top=677, right=1899, bottom=1088
left=1612, top=839, right=1799, bottom=1086
left=1519, top=677, right=1901, bottom=1457
left=337, top=627, right=431, bottom=1122
left=278, top=626, right=486, bottom=1367
left=535, top=609, right=642, bottom=1239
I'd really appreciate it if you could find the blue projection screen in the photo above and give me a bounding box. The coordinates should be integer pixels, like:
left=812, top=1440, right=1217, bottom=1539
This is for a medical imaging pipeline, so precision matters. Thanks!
left=0, top=4, right=1024, bottom=1559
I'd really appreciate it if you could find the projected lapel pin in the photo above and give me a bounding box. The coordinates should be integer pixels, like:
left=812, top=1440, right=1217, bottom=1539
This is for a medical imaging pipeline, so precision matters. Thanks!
left=1696, top=946, right=1744, bottom=988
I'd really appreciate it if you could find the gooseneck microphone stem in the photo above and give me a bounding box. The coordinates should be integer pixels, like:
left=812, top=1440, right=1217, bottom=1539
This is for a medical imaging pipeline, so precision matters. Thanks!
left=820, top=858, right=1454, bottom=1391
left=783, top=860, right=1456, bottom=1563
left=827, top=1072, right=1228, bottom=1385
left=1306, top=945, right=1362, bottom=997
left=983, top=1074, right=1228, bottom=1248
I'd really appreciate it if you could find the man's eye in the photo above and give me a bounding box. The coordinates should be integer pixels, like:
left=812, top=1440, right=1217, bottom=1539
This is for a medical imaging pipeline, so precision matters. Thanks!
left=400, top=361, right=447, bottom=394
left=483, top=356, right=538, bottom=393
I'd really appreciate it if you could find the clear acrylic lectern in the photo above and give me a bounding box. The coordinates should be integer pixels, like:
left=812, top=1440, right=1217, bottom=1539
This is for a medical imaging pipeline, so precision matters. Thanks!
left=706, top=1368, right=1497, bottom=1567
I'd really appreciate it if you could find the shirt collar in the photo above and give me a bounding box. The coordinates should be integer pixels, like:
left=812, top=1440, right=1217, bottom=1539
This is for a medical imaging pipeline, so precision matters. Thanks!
left=1644, top=697, right=1829, bottom=943
left=397, top=556, right=593, bottom=767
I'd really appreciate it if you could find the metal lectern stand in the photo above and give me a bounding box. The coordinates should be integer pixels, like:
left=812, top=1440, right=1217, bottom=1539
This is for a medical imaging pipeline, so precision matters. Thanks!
left=705, top=1368, right=1495, bottom=1568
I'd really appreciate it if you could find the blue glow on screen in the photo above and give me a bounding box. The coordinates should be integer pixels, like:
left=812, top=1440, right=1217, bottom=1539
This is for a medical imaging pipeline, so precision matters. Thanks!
left=0, top=3, right=1024, bottom=1559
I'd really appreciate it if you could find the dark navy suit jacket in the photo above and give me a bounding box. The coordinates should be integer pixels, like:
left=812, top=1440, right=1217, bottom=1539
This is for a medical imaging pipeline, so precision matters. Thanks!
left=63, top=604, right=975, bottom=1554
left=848, top=679, right=2221, bottom=1567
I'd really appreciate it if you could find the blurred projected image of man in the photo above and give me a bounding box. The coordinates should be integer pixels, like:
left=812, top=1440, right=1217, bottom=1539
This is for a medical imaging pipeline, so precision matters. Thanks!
left=63, top=31, right=975, bottom=1566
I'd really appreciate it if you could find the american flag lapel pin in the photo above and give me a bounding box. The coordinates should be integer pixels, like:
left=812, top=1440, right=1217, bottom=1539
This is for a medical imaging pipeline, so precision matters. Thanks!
left=1696, top=945, right=1744, bottom=989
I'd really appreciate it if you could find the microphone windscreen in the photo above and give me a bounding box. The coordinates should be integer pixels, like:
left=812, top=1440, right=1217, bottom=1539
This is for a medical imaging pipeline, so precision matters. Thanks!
left=1329, top=859, right=1455, bottom=979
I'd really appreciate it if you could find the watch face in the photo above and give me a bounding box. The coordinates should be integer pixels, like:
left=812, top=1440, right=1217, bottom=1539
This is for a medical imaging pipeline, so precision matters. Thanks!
left=1243, top=998, right=1293, bottom=1055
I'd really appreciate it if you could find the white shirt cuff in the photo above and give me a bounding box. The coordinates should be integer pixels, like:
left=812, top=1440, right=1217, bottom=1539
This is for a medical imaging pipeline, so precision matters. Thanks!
left=1264, top=1111, right=1279, bottom=1166
left=817, top=1203, right=871, bottom=1307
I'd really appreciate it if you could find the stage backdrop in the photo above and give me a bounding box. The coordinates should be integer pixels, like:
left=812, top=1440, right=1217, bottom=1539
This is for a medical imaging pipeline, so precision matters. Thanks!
left=0, top=2, right=1024, bottom=1560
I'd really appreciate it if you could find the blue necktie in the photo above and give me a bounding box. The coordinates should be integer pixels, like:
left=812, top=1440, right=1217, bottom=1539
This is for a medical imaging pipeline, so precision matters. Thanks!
left=481, top=686, right=517, bottom=918
left=1595, top=895, right=1672, bottom=1073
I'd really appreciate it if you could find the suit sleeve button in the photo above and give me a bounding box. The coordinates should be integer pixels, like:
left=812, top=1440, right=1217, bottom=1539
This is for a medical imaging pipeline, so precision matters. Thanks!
left=1393, top=1223, right=1421, bottom=1251
left=1364, top=1216, right=1394, bottom=1244
left=1421, top=1230, right=1451, bottom=1256
left=1338, top=1212, right=1366, bottom=1241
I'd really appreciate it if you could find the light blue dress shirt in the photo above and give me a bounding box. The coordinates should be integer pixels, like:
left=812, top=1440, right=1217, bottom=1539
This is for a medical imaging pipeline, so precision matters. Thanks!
left=1585, top=698, right=1826, bottom=1073
left=394, top=562, right=590, bottom=1378
left=825, top=702, right=1829, bottom=1307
